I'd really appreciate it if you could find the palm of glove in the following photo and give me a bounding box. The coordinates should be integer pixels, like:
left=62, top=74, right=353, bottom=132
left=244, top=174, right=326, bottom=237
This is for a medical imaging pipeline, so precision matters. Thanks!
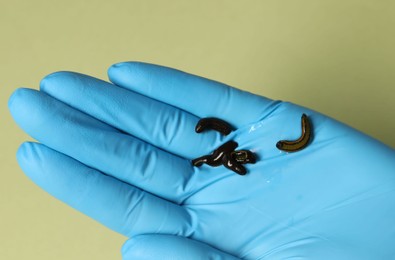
left=9, top=62, right=395, bottom=259
left=179, top=103, right=394, bottom=259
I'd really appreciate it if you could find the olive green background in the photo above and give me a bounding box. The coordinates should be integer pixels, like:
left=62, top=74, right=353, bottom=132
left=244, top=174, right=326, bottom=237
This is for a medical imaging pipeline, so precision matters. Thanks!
left=1, top=0, right=394, bottom=259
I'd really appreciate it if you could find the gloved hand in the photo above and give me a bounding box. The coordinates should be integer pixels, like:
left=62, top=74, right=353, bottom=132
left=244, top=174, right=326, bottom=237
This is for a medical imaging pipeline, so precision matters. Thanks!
left=9, top=62, right=395, bottom=260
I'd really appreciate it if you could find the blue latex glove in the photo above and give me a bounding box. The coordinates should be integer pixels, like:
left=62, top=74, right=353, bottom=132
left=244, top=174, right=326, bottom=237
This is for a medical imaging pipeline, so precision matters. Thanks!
left=9, top=62, right=395, bottom=259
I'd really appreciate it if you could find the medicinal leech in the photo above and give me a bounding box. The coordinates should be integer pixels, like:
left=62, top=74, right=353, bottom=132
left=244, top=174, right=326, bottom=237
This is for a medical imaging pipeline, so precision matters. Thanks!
left=276, top=113, right=311, bottom=152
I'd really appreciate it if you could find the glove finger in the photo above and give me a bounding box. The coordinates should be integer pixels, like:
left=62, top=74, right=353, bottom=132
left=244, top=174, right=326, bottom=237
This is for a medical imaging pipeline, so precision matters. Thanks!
left=16, top=142, right=194, bottom=237
left=8, top=88, right=199, bottom=203
left=40, top=72, right=223, bottom=159
left=107, top=62, right=279, bottom=128
left=122, top=234, right=240, bottom=260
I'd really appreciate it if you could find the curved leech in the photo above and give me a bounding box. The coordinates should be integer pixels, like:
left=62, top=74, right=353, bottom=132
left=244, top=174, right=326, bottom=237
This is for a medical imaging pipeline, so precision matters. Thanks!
left=192, top=141, right=255, bottom=175
left=195, top=117, right=233, bottom=136
left=192, top=141, right=238, bottom=167
left=276, top=113, right=311, bottom=152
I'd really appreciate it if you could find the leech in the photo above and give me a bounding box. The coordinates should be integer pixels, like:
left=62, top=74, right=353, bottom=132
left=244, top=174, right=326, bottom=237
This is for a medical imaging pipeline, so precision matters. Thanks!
left=276, top=113, right=311, bottom=152
left=192, top=141, right=256, bottom=175
left=192, top=141, right=238, bottom=167
left=195, top=117, right=233, bottom=135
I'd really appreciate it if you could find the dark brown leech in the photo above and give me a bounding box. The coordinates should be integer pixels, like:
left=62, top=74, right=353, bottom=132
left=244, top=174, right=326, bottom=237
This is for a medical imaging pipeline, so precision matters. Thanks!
left=192, top=141, right=255, bottom=175
left=192, top=141, right=238, bottom=167
left=276, top=113, right=311, bottom=152
left=195, top=117, right=233, bottom=136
